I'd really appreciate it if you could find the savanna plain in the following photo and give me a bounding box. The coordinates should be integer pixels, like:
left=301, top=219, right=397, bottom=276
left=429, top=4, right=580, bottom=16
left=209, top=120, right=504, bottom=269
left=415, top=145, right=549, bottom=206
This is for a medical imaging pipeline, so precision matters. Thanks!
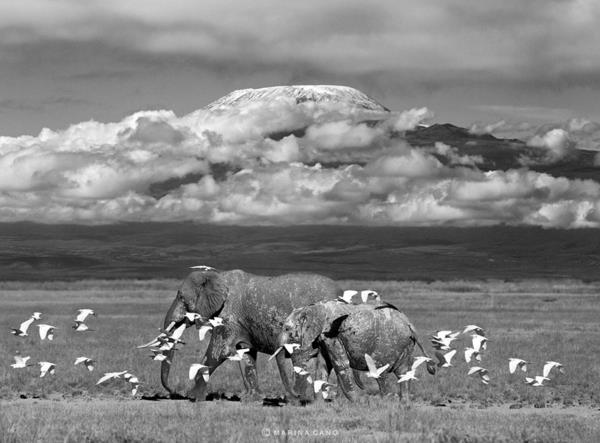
left=1, top=279, right=599, bottom=442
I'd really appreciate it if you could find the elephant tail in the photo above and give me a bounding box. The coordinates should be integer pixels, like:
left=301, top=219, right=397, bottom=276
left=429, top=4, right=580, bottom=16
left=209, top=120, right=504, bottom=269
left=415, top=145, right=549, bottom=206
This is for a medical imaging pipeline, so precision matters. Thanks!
left=408, top=324, right=436, bottom=375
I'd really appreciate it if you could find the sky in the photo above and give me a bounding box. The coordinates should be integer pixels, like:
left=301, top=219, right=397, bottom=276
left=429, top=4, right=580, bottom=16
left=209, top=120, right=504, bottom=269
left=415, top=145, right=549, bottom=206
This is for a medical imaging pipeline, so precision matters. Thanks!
left=1, top=1, right=600, bottom=227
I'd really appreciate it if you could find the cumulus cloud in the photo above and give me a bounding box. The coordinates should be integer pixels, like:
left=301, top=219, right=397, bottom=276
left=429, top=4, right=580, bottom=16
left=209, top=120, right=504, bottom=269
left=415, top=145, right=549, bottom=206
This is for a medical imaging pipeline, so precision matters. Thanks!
left=526, top=128, right=575, bottom=163
left=1, top=97, right=600, bottom=228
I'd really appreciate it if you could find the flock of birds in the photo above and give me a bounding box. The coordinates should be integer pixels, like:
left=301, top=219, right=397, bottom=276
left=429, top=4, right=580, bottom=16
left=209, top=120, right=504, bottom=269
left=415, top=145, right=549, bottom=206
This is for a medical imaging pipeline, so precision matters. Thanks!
left=7, top=285, right=565, bottom=400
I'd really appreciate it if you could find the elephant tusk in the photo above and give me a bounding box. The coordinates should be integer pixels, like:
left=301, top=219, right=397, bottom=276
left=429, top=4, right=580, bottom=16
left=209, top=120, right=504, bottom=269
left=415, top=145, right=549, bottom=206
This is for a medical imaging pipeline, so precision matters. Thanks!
left=165, top=321, right=176, bottom=332
left=269, top=347, right=283, bottom=361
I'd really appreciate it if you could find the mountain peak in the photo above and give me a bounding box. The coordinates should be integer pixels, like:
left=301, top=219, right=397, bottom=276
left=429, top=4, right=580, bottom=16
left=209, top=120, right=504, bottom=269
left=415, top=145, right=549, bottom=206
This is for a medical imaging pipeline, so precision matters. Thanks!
left=204, top=85, right=390, bottom=113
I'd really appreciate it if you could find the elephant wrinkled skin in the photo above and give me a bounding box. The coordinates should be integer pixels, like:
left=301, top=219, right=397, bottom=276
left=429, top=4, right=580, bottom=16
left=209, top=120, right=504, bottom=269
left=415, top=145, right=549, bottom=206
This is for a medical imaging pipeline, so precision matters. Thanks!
left=161, top=269, right=341, bottom=400
left=279, top=301, right=433, bottom=402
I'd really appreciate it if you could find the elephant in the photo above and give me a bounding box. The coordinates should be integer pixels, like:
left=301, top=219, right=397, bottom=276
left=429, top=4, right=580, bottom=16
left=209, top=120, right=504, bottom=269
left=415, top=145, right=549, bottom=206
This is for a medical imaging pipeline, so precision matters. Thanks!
left=278, top=300, right=435, bottom=402
left=160, top=268, right=342, bottom=400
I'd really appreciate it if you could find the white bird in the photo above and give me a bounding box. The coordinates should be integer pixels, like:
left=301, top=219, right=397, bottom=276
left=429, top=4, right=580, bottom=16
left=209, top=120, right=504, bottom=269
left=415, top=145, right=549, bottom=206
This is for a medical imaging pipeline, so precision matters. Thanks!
left=124, top=373, right=140, bottom=395
left=431, top=330, right=459, bottom=350
left=435, top=349, right=457, bottom=368
left=37, top=324, right=57, bottom=341
left=10, top=317, right=35, bottom=337
left=198, top=324, right=213, bottom=341
left=269, top=343, right=300, bottom=360
left=432, top=330, right=460, bottom=340
left=463, top=325, right=485, bottom=336
left=11, top=355, right=32, bottom=369
left=397, top=369, right=418, bottom=383
left=313, top=380, right=334, bottom=394
left=338, top=290, right=358, bottom=304
left=208, top=317, right=223, bottom=327
left=227, top=348, right=250, bottom=361
left=32, top=312, right=42, bottom=320
left=471, top=334, right=488, bottom=352
left=184, top=312, right=203, bottom=322
left=411, top=356, right=433, bottom=371
left=468, top=366, right=490, bottom=384
left=525, top=376, right=549, bottom=387
left=72, top=321, right=93, bottom=332
left=464, top=347, right=482, bottom=363
left=542, top=361, right=564, bottom=378
left=38, top=361, right=56, bottom=378
left=364, top=353, right=389, bottom=379
left=75, top=309, right=96, bottom=323
left=74, top=357, right=95, bottom=371
left=96, top=371, right=128, bottom=385
left=189, top=364, right=210, bottom=382
left=150, top=349, right=171, bottom=363
left=190, top=265, right=216, bottom=271
left=508, top=358, right=528, bottom=374
left=360, top=290, right=380, bottom=303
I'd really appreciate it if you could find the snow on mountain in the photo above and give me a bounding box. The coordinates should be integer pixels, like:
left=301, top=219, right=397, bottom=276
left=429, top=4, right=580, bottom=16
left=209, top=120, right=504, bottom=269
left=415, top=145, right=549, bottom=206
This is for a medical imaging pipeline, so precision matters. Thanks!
left=204, top=85, right=390, bottom=113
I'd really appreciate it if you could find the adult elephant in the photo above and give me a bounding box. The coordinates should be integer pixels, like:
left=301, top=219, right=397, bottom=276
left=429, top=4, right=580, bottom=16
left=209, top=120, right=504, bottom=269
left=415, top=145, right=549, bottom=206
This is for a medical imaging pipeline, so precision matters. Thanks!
left=278, top=301, right=435, bottom=402
left=160, top=268, right=341, bottom=400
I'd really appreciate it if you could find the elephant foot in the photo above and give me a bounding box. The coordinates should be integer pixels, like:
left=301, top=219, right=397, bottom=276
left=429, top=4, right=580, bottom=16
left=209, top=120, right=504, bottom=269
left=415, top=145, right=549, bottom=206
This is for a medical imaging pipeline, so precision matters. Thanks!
left=240, top=389, right=263, bottom=403
left=168, top=392, right=189, bottom=400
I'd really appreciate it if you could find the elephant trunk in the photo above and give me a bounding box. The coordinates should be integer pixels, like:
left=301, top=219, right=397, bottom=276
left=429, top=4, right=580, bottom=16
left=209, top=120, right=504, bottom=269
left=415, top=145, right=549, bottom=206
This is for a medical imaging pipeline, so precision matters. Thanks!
left=160, top=296, right=186, bottom=395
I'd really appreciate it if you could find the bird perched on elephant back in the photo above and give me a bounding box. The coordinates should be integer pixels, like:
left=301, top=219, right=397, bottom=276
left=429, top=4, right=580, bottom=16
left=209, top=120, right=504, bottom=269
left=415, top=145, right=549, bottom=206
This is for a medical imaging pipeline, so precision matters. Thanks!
left=278, top=301, right=435, bottom=402
left=160, top=268, right=342, bottom=400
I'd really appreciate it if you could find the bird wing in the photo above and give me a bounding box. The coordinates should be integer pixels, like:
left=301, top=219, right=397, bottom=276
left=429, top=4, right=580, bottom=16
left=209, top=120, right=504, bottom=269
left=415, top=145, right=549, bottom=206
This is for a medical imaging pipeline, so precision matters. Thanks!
left=444, top=349, right=457, bottom=364
left=376, top=363, right=390, bottom=376
left=170, top=323, right=187, bottom=341
left=74, top=357, right=88, bottom=365
left=19, top=317, right=35, bottom=333
left=464, top=348, right=475, bottom=363
left=38, top=324, right=50, bottom=339
left=411, top=356, right=429, bottom=370
left=508, top=359, right=519, bottom=374
left=468, top=366, right=482, bottom=375
left=198, top=325, right=212, bottom=341
left=96, top=373, right=114, bottom=384
left=189, top=364, right=202, bottom=380
left=364, top=353, right=377, bottom=374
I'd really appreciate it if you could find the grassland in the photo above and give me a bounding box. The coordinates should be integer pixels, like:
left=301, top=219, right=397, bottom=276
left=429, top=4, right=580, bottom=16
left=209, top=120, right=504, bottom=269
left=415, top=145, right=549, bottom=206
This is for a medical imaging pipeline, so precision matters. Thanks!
left=1, top=279, right=599, bottom=442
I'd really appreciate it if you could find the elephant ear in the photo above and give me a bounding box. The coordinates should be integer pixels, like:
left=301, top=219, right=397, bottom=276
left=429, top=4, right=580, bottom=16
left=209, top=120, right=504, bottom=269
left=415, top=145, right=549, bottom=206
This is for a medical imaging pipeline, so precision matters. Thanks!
left=191, top=271, right=228, bottom=318
left=323, top=314, right=349, bottom=338
left=298, top=309, right=326, bottom=349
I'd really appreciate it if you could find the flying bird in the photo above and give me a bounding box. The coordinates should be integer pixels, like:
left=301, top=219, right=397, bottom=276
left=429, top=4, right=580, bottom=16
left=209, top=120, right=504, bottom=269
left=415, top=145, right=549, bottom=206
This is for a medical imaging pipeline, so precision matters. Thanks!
left=525, top=376, right=549, bottom=387
left=468, top=366, right=490, bottom=384
left=463, top=325, right=485, bottom=336
left=189, top=364, right=210, bottom=382
left=338, top=290, right=358, bottom=304
left=360, top=290, right=380, bottom=303
left=189, top=265, right=216, bottom=271
left=96, top=371, right=128, bottom=385
left=11, top=355, right=32, bottom=369
left=227, top=348, right=250, bottom=361
left=471, top=334, right=488, bottom=352
left=75, top=309, right=96, bottom=323
left=411, top=356, right=433, bottom=371
left=431, top=330, right=459, bottom=350
left=10, top=317, right=35, bottom=337
left=184, top=312, right=203, bottom=322
left=38, top=361, right=56, bottom=378
left=137, top=332, right=169, bottom=349
left=150, top=349, right=171, bottom=363
left=542, top=361, right=564, bottom=378
left=198, top=324, right=213, bottom=341
left=397, top=369, right=418, bottom=383
left=37, top=324, right=57, bottom=341
left=124, top=373, right=140, bottom=396
left=364, top=353, right=389, bottom=379
left=74, top=357, right=95, bottom=371
left=32, top=312, right=42, bottom=320
left=72, top=321, right=94, bottom=332
left=435, top=349, right=457, bottom=368
left=464, top=347, right=482, bottom=363
left=208, top=317, right=223, bottom=327
left=508, top=358, right=528, bottom=374
left=313, top=380, right=335, bottom=395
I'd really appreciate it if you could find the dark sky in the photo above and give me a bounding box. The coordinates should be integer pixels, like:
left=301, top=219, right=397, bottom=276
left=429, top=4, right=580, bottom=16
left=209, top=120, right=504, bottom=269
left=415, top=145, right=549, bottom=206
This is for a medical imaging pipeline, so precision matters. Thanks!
left=1, top=1, right=600, bottom=136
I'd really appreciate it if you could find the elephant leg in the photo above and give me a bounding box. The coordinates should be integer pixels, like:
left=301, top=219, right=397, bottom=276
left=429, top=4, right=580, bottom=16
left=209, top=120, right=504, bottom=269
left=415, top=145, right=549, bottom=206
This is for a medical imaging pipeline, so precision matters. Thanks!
left=275, top=352, right=297, bottom=398
left=240, top=348, right=262, bottom=400
left=394, top=367, right=411, bottom=405
left=321, top=338, right=358, bottom=402
left=375, top=373, right=392, bottom=397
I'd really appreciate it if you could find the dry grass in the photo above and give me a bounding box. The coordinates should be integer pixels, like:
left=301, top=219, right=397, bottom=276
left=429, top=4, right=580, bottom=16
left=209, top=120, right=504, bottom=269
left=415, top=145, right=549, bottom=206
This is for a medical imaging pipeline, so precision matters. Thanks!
left=1, top=279, right=599, bottom=442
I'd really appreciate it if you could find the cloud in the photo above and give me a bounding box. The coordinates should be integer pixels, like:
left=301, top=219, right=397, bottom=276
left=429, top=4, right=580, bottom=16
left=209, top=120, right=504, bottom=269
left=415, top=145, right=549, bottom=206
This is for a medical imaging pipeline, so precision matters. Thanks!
left=1, top=97, right=600, bottom=228
left=391, top=107, right=434, bottom=132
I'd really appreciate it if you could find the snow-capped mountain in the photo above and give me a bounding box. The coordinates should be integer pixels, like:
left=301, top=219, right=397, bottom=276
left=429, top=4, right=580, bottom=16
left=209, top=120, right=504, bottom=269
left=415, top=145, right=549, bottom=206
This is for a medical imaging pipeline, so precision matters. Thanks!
left=204, top=85, right=390, bottom=113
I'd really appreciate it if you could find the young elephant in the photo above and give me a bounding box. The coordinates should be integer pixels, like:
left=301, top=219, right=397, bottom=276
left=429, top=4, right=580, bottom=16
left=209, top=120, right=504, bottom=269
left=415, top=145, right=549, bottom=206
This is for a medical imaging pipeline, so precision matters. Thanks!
left=278, top=301, right=434, bottom=402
